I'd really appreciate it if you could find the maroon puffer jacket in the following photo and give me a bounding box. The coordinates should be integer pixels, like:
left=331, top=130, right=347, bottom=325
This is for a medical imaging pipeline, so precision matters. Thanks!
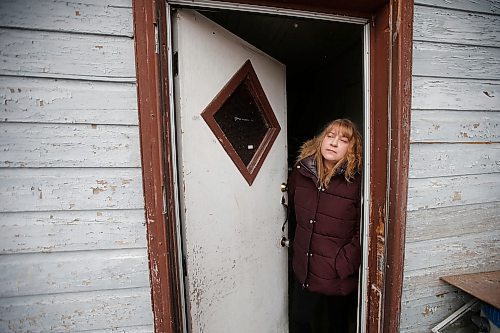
left=288, top=156, right=361, bottom=296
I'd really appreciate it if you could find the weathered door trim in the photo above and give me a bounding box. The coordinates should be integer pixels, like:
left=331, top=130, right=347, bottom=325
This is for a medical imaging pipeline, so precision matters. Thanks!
left=132, top=0, right=183, bottom=332
left=382, top=1, right=414, bottom=331
left=132, top=0, right=413, bottom=332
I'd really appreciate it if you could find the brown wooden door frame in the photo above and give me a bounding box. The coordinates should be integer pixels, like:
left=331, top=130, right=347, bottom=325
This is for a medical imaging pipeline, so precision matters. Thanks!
left=132, top=0, right=413, bottom=332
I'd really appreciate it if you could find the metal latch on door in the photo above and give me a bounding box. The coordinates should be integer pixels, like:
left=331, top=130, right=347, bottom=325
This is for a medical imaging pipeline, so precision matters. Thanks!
left=280, top=182, right=290, bottom=248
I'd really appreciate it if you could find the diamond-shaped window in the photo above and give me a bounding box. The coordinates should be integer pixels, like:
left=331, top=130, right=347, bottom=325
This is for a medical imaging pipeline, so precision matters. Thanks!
left=201, top=60, right=281, bottom=185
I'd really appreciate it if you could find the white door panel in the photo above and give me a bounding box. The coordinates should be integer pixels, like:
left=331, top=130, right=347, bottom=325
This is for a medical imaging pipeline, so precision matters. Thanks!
left=173, top=9, right=288, bottom=333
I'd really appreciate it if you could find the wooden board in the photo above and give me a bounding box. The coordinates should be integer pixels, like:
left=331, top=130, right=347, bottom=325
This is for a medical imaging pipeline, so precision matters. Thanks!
left=0, top=0, right=133, bottom=37
left=0, top=168, right=144, bottom=212
left=415, top=0, right=500, bottom=14
left=409, top=143, right=500, bottom=178
left=0, top=28, right=135, bottom=82
left=441, top=271, right=500, bottom=309
left=412, top=77, right=500, bottom=111
left=413, top=41, right=500, bottom=80
left=0, top=122, right=141, bottom=168
left=407, top=173, right=500, bottom=211
left=414, top=5, right=500, bottom=47
left=1, top=76, right=138, bottom=125
left=0, top=209, right=147, bottom=253
left=404, top=231, right=500, bottom=273
left=0, top=248, right=150, bottom=297
left=0, top=288, right=154, bottom=332
left=405, top=202, right=500, bottom=242
left=410, top=110, right=500, bottom=142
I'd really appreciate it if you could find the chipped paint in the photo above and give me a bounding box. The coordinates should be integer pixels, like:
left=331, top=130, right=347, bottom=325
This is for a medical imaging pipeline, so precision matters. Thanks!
left=451, top=191, right=462, bottom=201
left=422, top=304, right=438, bottom=316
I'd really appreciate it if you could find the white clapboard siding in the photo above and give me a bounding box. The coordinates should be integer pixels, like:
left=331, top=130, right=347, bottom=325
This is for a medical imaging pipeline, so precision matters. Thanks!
left=0, top=0, right=153, bottom=331
left=0, top=28, right=135, bottom=82
left=402, top=284, right=471, bottom=314
left=400, top=293, right=473, bottom=333
left=410, top=110, right=500, bottom=143
left=0, top=288, right=154, bottom=332
left=0, top=0, right=133, bottom=37
left=401, top=262, right=500, bottom=332
left=0, top=122, right=141, bottom=168
left=0, top=209, right=147, bottom=254
left=84, top=325, right=154, bottom=333
left=403, top=1, right=500, bottom=331
left=403, top=274, right=467, bottom=305
left=0, top=249, right=149, bottom=297
left=409, top=143, right=500, bottom=178
left=414, top=5, right=500, bottom=47
left=413, top=41, right=500, bottom=80
left=405, top=202, right=500, bottom=242
left=402, top=265, right=500, bottom=305
left=415, top=0, right=500, bottom=15
left=407, top=173, right=500, bottom=211
left=412, top=77, right=500, bottom=111
left=0, top=168, right=144, bottom=212
left=0, top=76, right=138, bottom=125
left=404, top=231, right=500, bottom=273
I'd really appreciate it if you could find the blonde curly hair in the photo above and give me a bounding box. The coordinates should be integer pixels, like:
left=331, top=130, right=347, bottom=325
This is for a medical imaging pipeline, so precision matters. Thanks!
left=297, top=118, right=362, bottom=187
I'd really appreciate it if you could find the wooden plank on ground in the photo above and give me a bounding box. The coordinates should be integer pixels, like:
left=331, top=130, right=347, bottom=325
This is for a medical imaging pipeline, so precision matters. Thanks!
left=0, top=288, right=154, bottom=332
left=0, top=28, right=135, bottom=81
left=0, top=168, right=144, bottom=212
left=0, top=209, right=146, bottom=253
left=414, top=5, right=500, bottom=47
left=0, top=76, right=138, bottom=125
left=412, top=77, right=500, bottom=111
left=0, top=122, right=141, bottom=168
left=441, top=271, right=500, bottom=309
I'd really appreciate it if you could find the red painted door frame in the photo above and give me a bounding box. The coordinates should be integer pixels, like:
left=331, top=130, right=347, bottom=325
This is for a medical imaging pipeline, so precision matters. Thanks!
left=132, top=0, right=413, bottom=332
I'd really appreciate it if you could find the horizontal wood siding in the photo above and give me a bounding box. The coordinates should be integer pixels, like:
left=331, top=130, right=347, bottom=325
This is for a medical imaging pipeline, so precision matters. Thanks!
left=0, top=28, right=135, bottom=82
left=1, top=123, right=141, bottom=167
left=0, top=0, right=153, bottom=331
left=1, top=77, right=138, bottom=125
left=401, top=1, right=500, bottom=331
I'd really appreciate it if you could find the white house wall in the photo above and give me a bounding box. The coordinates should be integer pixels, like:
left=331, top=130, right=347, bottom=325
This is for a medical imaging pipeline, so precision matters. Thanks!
left=0, top=0, right=154, bottom=332
left=401, top=1, right=500, bottom=331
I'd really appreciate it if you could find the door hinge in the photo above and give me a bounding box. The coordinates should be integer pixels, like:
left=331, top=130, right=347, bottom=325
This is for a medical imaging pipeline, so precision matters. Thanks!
left=154, top=23, right=159, bottom=54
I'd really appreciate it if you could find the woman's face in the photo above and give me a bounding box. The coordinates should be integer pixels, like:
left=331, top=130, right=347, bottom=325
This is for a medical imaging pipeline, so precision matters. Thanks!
left=320, top=126, right=350, bottom=169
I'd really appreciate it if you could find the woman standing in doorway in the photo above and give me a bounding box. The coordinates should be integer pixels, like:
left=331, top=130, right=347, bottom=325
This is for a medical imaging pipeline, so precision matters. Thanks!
left=287, top=118, right=363, bottom=333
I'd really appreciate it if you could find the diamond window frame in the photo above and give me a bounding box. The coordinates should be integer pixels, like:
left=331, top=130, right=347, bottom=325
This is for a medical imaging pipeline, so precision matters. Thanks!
left=201, top=60, right=281, bottom=185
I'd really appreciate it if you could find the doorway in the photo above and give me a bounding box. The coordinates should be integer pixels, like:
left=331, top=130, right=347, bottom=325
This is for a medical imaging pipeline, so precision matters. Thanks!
left=134, top=1, right=414, bottom=332
left=173, top=6, right=366, bottom=332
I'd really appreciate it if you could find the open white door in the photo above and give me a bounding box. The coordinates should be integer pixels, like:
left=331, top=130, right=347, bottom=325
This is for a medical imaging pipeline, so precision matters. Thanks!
left=172, top=9, right=288, bottom=332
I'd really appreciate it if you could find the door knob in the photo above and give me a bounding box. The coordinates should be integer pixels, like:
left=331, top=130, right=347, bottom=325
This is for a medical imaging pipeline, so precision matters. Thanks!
left=280, top=237, right=290, bottom=248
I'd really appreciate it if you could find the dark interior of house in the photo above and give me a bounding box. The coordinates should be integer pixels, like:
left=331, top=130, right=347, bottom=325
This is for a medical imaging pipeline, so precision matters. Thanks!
left=197, top=8, right=364, bottom=332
